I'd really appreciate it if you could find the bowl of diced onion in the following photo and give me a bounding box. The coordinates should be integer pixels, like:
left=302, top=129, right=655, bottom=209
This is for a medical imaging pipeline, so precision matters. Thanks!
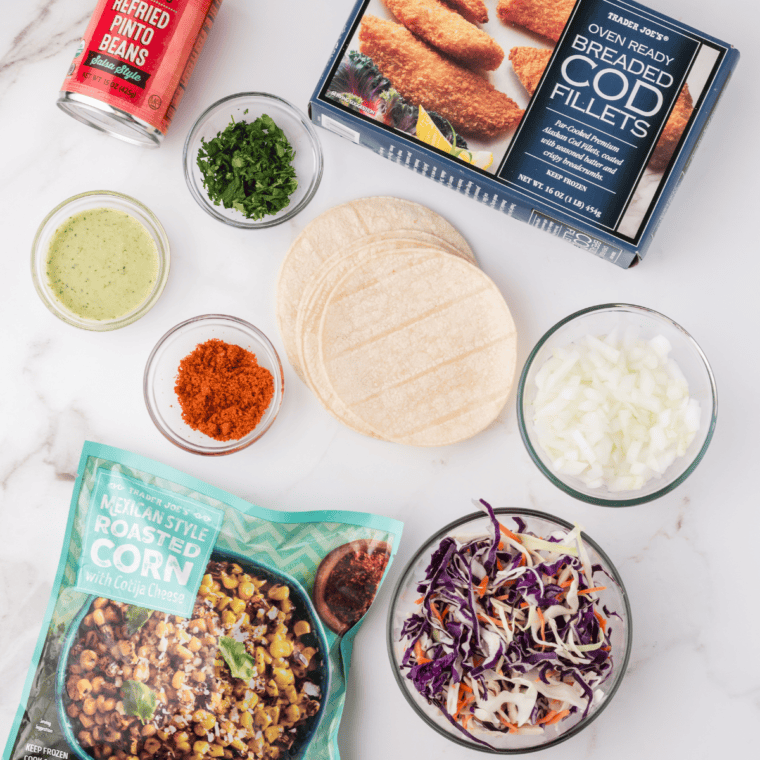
left=516, top=304, right=717, bottom=506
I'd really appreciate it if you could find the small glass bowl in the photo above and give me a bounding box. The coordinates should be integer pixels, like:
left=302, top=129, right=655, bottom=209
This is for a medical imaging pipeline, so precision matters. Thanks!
left=183, top=92, right=323, bottom=228
left=143, top=315, right=284, bottom=455
left=387, top=507, right=632, bottom=754
left=517, top=304, right=718, bottom=506
left=31, top=190, right=170, bottom=331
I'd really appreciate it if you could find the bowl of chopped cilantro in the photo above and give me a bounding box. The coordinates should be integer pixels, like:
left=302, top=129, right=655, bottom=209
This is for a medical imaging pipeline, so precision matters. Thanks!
left=183, top=92, right=323, bottom=228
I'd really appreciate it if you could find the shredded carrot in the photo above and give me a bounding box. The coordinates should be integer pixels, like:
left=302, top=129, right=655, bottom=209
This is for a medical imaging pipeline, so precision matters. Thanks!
left=498, top=523, right=523, bottom=544
left=537, top=607, right=546, bottom=642
left=476, top=575, right=489, bottom=597
left=477, top=612, right=503, bottom=628
left=435, top=604, right=450, bottom=624
left=414, top=640, right=431, bottom=664
left=543, top=709, right=570, bottom=725
left=454, top=694, right=474, bottom=720
left=498, top=715, right=519, bottom=734
left=577, top=586, right=607, bottom=595
left=494, top=587, right=515, bottom=601
left=496, top=558, right=504, bottom=571
left=537, top=710, right=556, bottom=725
left=459, top=682, right=473, bottom=694
left=559, top=579, right=574, bottom=588
left=414, top=596, right=424, bottom=604
left=537, top=708, right=571, bottom=725
left=594, top=610, right=607, bottom=631
left=462, top=713, right=473, bottom=729
left=431, top=601, right=444, bottom=625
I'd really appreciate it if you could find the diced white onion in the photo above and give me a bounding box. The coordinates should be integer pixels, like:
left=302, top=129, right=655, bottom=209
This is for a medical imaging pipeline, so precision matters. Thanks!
left=531, top=332, right=701, bottom=492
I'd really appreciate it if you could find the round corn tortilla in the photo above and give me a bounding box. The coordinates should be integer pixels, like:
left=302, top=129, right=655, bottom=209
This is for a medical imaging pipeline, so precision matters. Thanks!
left=276, top=197, right=475, bottom=375
left=293, top=233, right=469, bottom=379
left=299, top=247, right=441, bottom=437
left=314, top=250, right=517, bottom=446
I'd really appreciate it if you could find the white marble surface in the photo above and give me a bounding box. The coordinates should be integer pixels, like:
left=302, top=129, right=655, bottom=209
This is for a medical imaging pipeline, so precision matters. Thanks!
left=0, top=1, right=757, bottom=759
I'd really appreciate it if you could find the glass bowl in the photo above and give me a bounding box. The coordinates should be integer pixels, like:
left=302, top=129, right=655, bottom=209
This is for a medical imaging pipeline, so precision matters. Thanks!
left=387, top=507, right=632, bottom=754
left=183, top=92, right=323, bottom=228
left=143, top=314, right=284, bottom=455
left=31, top=190, right=170, bottom=331
left=517, top=304, right=718, bottom=507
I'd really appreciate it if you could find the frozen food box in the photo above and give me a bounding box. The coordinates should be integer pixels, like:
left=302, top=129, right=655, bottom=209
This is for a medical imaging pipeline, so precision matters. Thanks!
left=309, top=0, right=738, bottom=267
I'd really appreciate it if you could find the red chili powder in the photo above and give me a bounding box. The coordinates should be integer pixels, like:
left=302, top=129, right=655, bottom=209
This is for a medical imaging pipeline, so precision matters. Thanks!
left=323, top=549, right=389, bottom=628
left=175, top=338, right=274, bottom=441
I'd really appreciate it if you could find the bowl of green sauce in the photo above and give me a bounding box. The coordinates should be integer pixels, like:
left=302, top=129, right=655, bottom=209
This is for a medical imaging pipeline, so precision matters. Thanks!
left=31, top=190, right=170, bottom=331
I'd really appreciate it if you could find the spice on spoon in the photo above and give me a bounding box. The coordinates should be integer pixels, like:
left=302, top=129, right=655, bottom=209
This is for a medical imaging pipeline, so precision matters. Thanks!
left=324, top=548, right=388, bottom=627
left=175, top=338, right=274, bottom=441
left=313, top=540, right=391, bottom=634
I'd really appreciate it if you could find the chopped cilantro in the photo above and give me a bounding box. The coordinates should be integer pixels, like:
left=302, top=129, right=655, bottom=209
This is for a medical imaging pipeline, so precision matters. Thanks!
left=121, top=680, right=157, bottom=724
left=196, top=113, right=298, bottom=221
left=218, top=636, right=256, bottom=680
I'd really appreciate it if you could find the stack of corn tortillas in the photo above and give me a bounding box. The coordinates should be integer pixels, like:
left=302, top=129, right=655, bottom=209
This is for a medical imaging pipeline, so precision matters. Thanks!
left=276, top=197, right=517, bottom=446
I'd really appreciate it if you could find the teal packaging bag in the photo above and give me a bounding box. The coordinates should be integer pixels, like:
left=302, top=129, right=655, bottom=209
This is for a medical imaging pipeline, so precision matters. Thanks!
left=3, top=442, right=403, bottom=760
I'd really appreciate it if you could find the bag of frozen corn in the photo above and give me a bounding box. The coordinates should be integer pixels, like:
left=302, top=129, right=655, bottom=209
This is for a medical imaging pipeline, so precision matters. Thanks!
left=2, top=442, right=402, bottom=760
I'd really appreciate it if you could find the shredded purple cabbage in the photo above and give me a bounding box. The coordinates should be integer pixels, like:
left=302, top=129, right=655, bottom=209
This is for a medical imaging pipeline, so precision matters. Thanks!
left=398, top=500, right=617, bottom=747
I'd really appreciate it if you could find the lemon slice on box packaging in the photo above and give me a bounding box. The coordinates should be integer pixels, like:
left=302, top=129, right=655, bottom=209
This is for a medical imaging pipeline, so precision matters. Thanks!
left=416, top=105, right=454, bottom=151
left=415, top=106, right=493, bottom=170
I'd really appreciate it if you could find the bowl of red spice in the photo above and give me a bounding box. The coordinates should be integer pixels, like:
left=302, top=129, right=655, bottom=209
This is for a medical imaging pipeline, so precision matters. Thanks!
left=144, top=314, right=284, bottom=454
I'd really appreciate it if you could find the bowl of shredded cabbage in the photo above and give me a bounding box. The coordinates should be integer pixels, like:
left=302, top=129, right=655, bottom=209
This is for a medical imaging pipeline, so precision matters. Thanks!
left=517, top=304, right=717, bottom=506
left=387, top=502, right=632, bottom=753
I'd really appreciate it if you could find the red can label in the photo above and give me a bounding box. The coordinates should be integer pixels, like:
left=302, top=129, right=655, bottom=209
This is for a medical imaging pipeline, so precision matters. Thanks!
left=62, top=0, right=222, bottom=136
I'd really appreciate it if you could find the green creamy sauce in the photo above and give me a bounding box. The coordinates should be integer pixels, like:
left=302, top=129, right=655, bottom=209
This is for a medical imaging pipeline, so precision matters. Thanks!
left=46, top=208, right=159, bottom=321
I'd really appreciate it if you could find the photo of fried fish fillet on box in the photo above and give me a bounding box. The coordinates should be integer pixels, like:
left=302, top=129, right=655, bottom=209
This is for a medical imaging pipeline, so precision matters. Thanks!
left=384, top=0, right=504, bottom=70
left=508, top=45, right=695, bottom=172
left=441, top=0, right=489, bottom=24
left=647, top=85, right=694, bottom=170
left=359, top=15, right=521, bottom=138
left=325, top=1, right=525, bottom=174
left=497, top=0, right=577, bottom=43
left=324, top=0, right=696, bottom=177
left=499, top=0, right=695, bottom=173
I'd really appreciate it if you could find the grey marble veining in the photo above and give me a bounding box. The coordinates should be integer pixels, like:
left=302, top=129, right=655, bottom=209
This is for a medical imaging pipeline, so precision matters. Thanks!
left=0, top=1, right=757, bottom=760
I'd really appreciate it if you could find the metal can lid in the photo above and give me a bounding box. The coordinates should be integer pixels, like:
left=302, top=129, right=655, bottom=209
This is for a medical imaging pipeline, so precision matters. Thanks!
left=57, top=92, right=163, bottom=148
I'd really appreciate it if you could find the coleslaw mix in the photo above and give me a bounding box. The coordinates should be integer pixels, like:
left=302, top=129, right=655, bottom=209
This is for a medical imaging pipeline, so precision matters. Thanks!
left=2, top=442, right=402, bottom=760
left=399, top=500, right=617, bottom=749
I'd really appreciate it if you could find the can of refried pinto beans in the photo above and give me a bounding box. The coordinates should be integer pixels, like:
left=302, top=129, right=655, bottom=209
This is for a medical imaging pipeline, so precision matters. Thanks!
left=58, top=0, right=223, bottom=147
